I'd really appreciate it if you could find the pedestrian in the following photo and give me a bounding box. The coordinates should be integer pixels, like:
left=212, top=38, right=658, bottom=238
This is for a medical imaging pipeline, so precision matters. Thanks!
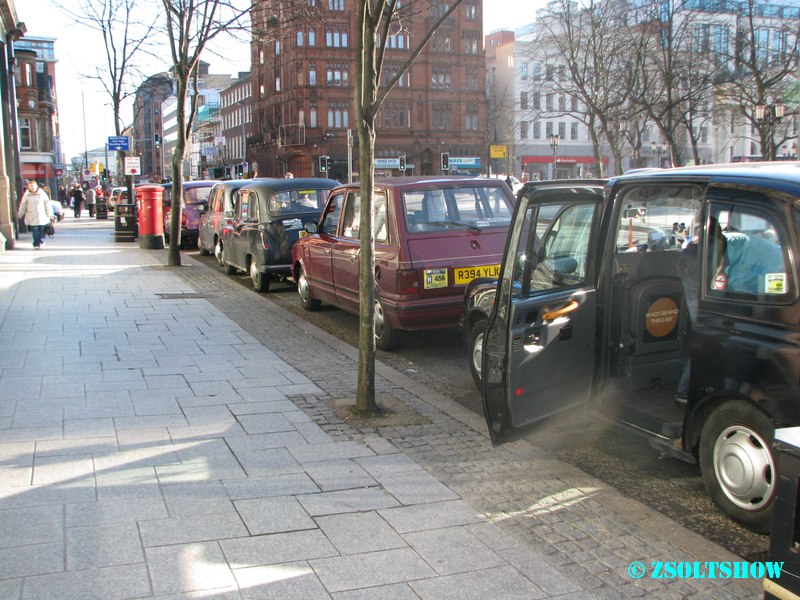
left=17, top=180, right=55, bottom=250
left=85, top=184, right=96, bottom=218
left=70, top=184, right=84, bottom=218
left=58, top=184, right=68, bottom=207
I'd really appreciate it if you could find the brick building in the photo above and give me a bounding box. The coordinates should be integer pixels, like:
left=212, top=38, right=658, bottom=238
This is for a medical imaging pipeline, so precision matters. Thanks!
left=249, top=0, right=485, bottom=180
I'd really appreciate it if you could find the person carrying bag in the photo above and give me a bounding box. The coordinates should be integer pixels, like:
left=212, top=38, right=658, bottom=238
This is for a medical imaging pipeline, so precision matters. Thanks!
left=17, top=180, right=55, bottom=249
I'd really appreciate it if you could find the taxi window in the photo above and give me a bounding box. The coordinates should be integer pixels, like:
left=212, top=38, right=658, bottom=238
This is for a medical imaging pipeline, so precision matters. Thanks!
left=512, top=201, right=597, bottom=295
left=184, top=186, right=212, bottom=206
left=268, top=189, right=330, bottom=216
left=706, top=203, right=793, bottom=300
left=321, top=193, right=344, bottom=235
left=614, top=185, right=702, bottom=253
left=403, top=186, right=512, bottom=232
left=340, top=191, right=388, bottom=242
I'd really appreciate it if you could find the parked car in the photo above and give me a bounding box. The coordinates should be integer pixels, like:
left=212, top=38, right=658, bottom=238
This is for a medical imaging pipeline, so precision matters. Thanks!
left=221, top=178, right=338, bottom=292
left=163, top=180, right=216, bottom=248
left=198, top=179, right=250, bottom=264
left=478, top=163, right=800, bottom=532
left=292, top=176, right=516, bottom=350
left=108, top=187, right=126, bottom=210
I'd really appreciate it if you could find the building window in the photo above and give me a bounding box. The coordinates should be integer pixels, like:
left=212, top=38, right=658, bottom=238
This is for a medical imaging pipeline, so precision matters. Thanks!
left=520, top=121, right=528, bottom=139
left=326, top=29, right=348, bottom=48
left=259, top=49, right=265, bottom=64
left=275, top=38, right=281, bottom=54
left=259, top=84, right=265, bottom=98
left=465, top=32, right=479, bottom=54
left=381, top=102, right=409, bottom=129
left=520, top=92, right=528, bottom=110
left=327, top=101, right=349, bottom=128
left=533, top=120, right=541, bottom=139
left=533, top=63, right=542, bottom=81
left=545, top=93, right=553, bottom=111
left=465, top=106, right=478, bottom=130
left=327, top=64, right=349, bottom=86
left=571, top=96, right=578, bottom=111
left=275, top=75, right=281, bottom=92
left=19, top=117, right=32, bottom=149
left=533, top=92, right=540, bottom=110
left=431, top=31, right=451, bottom=52
left=432, top=67, right=452, bottom=89
left=545, top=121, right=553, bottom=137
left=432, top=2, right=450, bottom=17
left=465, top=2, right=476, bottom=19
left=297, top=31, right=304, bottom=46
left=520, top=62, right=528, bottom=80
left=558, top=122, right=566, bottom=138
left=432, top=105, right=452, bottom=129
left=383, top=63, right=409, bottom=87
left=328, top=0, right=344, bottom=9
left=466, top=73, right=478, bottom=90
left=310, top=103, right=318, bottom=128
left=309, top=29, right=316, bottom=46
left=571, top=122, right=578, bottom=140
left=387, top=33, right=409, bottom=49
left=309, top=63, right=317, bottom=86
left=559, top=95, right=566, bottom=111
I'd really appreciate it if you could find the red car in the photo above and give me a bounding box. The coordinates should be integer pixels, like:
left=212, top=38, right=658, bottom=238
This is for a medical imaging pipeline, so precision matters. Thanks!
left=291, top=176, right=515, bottom=349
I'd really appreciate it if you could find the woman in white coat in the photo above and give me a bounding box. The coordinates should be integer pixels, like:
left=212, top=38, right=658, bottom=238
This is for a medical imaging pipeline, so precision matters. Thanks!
left=17, top=180, right=54, bottom=249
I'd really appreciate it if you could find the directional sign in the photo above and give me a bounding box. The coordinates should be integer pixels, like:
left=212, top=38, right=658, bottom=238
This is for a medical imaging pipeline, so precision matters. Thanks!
left=124, top=156, right=140, bottom=176
left=108, top=136, right=130, bottom=151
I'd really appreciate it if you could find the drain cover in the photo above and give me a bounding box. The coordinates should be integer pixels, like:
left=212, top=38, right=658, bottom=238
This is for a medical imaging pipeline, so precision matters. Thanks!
left=155, top=292, right=215, bottom=299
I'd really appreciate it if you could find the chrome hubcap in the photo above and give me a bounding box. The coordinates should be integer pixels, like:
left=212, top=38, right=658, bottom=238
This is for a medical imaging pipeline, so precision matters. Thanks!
left=713, top=424, right=774, bottom=511
left=298, top=271, right=310, bottom=302
left=250, top=260, right=259, bottom=283
left=472, top=331, right=484, bottom=378
left=374, top=300, right=385, bottom=338
left=214, top=241, right=223, bottom=265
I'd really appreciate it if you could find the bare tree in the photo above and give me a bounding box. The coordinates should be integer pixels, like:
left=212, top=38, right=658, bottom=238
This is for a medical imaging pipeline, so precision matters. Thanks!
left=59, top=0, right=158, bottom=180
left=352, top=0, right=466, bottom=412
left=717, top=0, right=799, bottom=160
left=158, top=0, right=248, bottom=266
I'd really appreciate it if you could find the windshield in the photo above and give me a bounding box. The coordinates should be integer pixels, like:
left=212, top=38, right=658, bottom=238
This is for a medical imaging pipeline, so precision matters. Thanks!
left=184, top=187, right=213, bottom=206
left=269, top=188, right=331, bottom=216
left=403, top=186, right=512, bottom=232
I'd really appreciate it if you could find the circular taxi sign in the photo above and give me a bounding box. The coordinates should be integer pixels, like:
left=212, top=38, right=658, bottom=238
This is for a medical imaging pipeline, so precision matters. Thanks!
left=713, top=273, right=727, bottom=290
left=645, top=297, right=680, bottom=338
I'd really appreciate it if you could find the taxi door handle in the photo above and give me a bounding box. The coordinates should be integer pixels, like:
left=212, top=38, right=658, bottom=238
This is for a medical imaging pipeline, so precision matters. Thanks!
left=541, top=299, right=579, bottom=321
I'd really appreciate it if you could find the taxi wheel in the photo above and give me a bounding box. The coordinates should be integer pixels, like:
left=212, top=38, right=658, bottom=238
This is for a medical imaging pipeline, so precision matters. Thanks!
left=374, top=299, right=401, bottom=351
left=699, top=400, right=776, bottom=533
left=297, top=266, right=321, bottom=311
left=222, top=247, right=237, bottom=276
left=199, top=242, right=211, bottom=256
left=468, top=319, right=488, bottom=390
left=250, top=259, right=270, bottom=293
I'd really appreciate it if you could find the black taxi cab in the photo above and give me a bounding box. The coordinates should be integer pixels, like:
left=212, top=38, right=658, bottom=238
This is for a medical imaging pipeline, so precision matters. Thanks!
left=480, top=162, right=800, bottom=532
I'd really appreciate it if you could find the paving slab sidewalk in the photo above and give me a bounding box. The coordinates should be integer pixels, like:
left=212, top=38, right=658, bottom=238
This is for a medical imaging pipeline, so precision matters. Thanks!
left=0, top=219, right=760, bottom=599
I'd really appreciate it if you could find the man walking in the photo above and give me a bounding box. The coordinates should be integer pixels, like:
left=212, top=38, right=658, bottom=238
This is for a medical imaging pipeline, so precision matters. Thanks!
left=17, top=180, right=54, bottom=249
left=85, top=184, right=96, bottom=218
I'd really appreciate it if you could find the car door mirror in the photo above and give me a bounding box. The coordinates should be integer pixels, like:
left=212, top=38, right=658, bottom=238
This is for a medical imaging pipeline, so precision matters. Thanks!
left=224, top=210, right=234, bottom=219
left=305, top=222, right=319, bottom=234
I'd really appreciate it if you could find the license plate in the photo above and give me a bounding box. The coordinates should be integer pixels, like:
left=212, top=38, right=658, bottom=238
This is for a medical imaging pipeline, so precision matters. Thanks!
left=454, top=264, right=501, bottom=285
left=424, top=268, right=448, bottom=289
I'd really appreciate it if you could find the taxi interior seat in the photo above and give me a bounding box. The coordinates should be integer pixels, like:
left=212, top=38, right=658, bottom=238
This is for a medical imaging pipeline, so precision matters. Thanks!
left=615, top=251, right=689, bottom=391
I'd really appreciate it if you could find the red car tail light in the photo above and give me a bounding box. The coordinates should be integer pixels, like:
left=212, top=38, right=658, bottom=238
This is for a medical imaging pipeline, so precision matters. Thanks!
left=396, top=269, right=419, bottom=296
left=181, top=213, right=187, bottom=227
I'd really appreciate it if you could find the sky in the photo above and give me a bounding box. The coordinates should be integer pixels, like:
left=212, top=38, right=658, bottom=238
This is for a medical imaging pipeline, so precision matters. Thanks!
left=18, top=0, right=545, bottom=162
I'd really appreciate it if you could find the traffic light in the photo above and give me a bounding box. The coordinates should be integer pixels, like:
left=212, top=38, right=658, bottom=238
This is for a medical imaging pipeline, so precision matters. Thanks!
left=326, top=156, right=334, bottom=172
left=319, top=155, right=328, bottom=173
left=154, top=133, right=160, bottom=146
left=399, top=155, right=406, bottom=171
left=441, top=152, right=450, bottom=171
left=101, top=168, right=108, bottom=182
left=236, top=163, right=244, bottom=177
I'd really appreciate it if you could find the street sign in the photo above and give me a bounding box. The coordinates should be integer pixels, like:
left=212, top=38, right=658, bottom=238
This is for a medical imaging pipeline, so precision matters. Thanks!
left=108, top=136, right=130, bottom=151
left=490, top=145, right=508, bottom=159
left=124, top=156, right=141, bottom=176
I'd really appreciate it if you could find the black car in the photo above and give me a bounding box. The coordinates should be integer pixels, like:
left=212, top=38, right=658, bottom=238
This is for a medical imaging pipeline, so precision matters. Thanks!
left=476, top=162, right=800, bottom=532
left=221, top=178, right=337, bottom=292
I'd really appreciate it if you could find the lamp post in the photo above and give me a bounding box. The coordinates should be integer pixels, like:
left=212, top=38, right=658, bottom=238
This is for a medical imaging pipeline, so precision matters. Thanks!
left=548, top=133, right=560, bottom=180
left=651, top=141, right=668, bottom=168
left=236, top=100, right=248, bottom=177
left=754, top=98, right=785, bottom=161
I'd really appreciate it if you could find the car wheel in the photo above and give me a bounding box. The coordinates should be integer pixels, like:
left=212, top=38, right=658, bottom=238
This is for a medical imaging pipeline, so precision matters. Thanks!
left=199, top=241, right=211, bottom=256
left=699, top=400, right=776, bottom=533
left=469, top=319, right=488, bottom=389
left=214, top=239, right=224, bottom=266
left=297, top=266, right=321, bottom=311
left=374, top=298, right=401, bottom=351
left=250, top=258, right=270, bottom=293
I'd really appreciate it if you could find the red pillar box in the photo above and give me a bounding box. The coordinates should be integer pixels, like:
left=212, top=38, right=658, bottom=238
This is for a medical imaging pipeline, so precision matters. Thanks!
left=137, top=185, right=165, bottom=249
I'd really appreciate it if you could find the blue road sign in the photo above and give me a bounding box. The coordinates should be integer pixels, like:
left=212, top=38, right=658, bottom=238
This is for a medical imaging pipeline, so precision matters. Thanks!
left=108, top=136, right=130, bottom=151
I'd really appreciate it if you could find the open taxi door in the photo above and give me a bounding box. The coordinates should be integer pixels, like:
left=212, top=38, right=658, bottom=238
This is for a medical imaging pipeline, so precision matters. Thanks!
left=481, top=182, right=606, bottom=444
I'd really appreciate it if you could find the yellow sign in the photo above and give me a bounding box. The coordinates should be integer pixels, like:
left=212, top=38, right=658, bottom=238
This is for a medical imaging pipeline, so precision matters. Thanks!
left=490, top=145, right=508, bottom=159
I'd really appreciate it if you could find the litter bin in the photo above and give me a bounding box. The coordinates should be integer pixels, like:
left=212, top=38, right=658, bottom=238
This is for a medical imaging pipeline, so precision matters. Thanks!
left=114, top=203, right=137, bottom=242
left=95, top=200, right=108, bottom=220
left=137, top=184, right=165, bottom=249
left=764, top=426, right=800, bottom=600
